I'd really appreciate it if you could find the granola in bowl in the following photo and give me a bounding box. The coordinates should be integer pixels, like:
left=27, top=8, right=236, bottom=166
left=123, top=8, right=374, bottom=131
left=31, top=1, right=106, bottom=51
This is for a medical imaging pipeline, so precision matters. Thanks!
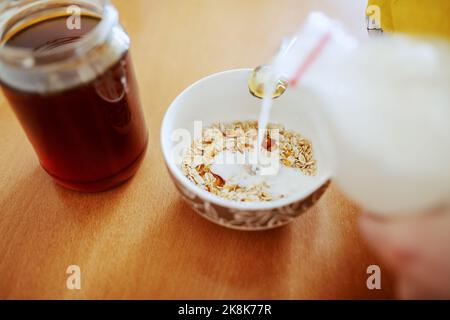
left=181, top=121, right=317, bottom=202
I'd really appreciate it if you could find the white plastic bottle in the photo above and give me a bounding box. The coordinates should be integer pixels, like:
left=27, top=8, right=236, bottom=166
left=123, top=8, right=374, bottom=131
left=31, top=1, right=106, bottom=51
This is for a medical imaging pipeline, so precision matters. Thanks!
left=268, top=12, right=450, bottom=215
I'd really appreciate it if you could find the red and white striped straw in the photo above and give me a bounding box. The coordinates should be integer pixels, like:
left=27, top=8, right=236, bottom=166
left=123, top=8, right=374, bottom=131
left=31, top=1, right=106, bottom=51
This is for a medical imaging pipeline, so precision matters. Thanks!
left=289, top=32, right=332, bottom=87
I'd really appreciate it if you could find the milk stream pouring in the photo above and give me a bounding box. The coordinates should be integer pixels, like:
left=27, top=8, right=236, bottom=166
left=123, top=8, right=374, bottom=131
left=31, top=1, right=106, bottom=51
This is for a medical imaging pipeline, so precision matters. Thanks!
left=260, top=12, right=450, bottom=215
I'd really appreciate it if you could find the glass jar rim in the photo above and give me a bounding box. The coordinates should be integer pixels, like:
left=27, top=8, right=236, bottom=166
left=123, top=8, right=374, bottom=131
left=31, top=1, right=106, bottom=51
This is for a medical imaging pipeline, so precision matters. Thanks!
left=0, top=0, right=118, bottom=68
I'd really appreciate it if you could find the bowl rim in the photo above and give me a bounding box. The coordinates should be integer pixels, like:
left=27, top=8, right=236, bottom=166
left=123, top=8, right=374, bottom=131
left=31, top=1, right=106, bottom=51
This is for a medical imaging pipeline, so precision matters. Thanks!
left=160, top=68, right=331, bottom=211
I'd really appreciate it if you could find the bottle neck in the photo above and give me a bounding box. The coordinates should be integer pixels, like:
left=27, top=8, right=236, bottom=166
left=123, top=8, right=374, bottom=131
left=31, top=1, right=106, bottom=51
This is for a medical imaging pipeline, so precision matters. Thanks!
left=0, top=0, right=128, bottom=93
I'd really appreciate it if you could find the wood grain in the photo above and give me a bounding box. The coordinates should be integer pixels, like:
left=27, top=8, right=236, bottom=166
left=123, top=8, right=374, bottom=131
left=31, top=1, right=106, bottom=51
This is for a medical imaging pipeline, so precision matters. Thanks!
left=0, top=0, right=394, bottom=299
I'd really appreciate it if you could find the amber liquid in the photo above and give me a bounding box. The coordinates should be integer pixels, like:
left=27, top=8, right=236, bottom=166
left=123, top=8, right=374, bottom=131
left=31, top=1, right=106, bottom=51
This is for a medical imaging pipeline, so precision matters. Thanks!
left=1, top=16, right=148, bottom=192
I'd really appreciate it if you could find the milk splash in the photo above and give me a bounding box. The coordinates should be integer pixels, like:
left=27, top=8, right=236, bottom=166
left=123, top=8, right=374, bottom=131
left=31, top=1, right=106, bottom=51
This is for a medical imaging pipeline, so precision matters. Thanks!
left=255, top=12, right=344, bottom=174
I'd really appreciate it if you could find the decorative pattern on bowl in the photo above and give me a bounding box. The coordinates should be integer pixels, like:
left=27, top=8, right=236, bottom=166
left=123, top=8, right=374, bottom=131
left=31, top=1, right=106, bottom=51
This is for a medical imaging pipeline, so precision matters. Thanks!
left=170, top=171, right=330, bottom=231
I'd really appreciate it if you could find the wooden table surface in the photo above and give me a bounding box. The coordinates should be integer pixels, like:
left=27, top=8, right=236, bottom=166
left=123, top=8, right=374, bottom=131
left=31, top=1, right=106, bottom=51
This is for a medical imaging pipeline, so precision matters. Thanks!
left=0, top=0, right=394, bottom=299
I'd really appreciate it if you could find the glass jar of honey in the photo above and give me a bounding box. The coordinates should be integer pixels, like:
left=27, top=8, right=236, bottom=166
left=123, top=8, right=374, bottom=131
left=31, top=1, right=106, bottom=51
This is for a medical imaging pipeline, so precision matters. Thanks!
left=0, top=0, right=148, bottom=192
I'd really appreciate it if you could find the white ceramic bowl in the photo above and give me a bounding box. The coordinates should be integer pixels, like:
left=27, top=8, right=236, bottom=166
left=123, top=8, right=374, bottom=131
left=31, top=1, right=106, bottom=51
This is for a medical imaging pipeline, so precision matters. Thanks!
left=161, top=69, right=332, bottom=230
